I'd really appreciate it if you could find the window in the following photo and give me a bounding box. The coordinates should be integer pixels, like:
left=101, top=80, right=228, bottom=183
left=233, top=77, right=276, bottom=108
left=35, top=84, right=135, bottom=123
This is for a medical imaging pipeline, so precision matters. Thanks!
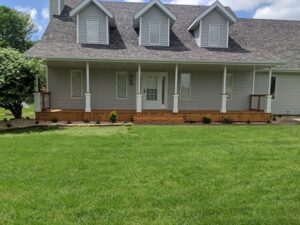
left=180, top=73, right=191, bottom=100
left=87, top=19, right=99, bottom=43
left=226, top=73, right=233, bottom=99
left=149, top=22, right=160, bottom=45
left=208, top=24, right=220, bottom=47
left=116, top=72, right=128, bottom=99
left=270, top=76, right=277, bottom=100
left=71, top=71, right=83, bottom=98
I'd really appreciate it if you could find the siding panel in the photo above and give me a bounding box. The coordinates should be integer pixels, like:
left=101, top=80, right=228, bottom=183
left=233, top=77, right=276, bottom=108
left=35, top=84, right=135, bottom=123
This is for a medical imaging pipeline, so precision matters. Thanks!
left=141, top=6, right=169, bottom=46
left=201, top=9, right=228, bottom=48
left=50, top=0, right=59, bottom=16
left=78, top=2, right=108, bottom=45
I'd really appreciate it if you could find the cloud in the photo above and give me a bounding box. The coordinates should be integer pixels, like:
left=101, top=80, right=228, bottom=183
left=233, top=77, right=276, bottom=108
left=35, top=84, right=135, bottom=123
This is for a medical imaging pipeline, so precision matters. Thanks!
left=41, top=8, right=49, bottom=20
left=254, top=0, right=300, bottom=20
left=14, top=6, right=38, bottom=21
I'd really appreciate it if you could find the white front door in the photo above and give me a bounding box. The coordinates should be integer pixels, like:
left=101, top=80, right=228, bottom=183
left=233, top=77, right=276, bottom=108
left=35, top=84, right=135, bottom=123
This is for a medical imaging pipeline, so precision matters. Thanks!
left=141, top=73, right=167, bottom=110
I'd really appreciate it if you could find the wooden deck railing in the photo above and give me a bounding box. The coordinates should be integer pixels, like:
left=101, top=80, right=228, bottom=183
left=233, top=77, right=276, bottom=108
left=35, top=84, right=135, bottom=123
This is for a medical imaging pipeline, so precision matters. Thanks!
left=249, top=94, right=266, bottom=111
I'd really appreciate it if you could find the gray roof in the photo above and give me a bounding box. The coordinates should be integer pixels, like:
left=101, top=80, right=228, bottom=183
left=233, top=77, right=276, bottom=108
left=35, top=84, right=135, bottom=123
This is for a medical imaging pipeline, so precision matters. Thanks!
left=25, top=0, right=300, bottom=69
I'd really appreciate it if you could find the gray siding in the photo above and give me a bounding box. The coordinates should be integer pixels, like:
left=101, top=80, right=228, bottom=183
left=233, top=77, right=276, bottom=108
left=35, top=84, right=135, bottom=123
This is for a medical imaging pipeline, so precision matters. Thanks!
left=48, top=66, right=300, bottom=114
left=48, top=66, right=86, bottom=109
left=140, top=5, right=169, bottom=46
left=60, top=0, right=65, bottom=14
left=78, top=2, right=108, bottom=45
left=50, top=0, right=59, bottom=16
left=200, top=9, right=228, bottom=48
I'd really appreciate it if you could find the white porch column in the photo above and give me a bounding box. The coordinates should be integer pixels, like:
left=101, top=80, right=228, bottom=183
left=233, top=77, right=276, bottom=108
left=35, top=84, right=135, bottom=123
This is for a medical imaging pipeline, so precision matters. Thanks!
left=221, top=65, right=228, bottom=113
left=252, top=67, right=256, bottom=95
left=85, top=62, right=92, bottom=113
left=265, top=67, right=272, bottom=113
left=136, top=64, right=142, bottom=113
left=173, top=64, right=179, bottom=113
left=34, top=73, right=41, bottom=112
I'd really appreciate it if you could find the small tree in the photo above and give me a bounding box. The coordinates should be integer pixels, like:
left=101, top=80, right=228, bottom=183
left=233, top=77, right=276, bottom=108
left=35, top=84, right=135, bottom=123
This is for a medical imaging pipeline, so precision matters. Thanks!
left=0, top=48, right=44, bottom=119
left=0, top=6, right=38, bottom=52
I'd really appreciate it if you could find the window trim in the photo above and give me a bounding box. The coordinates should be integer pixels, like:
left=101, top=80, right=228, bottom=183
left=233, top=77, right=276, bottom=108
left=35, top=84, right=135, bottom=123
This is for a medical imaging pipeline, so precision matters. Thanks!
left=271, top=75, right=277, bottom=101
left=116, top=72, right=128, bottom=100
left=226, top=73, right=233, bottom=100
left=86, top=19, right=99, bottom=44
left=180, top=73, right=191, bottom=101
left=208, top=24, right=221, bottom=47
left=149, top=21, right=161, bottom=45
left=70, top=70, right=83, bottom=99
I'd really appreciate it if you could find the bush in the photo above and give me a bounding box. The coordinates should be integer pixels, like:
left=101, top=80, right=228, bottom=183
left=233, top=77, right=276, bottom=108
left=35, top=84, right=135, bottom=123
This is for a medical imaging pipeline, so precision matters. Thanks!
left=96, top=120, right=101, bottom=125
left=221, top=117, right=233, bottom=124
left=247, top=120, right=251, bottom=124
left=202, top=116, right=212, bottom=124
left=272, top=116, right=277, bottom=121
left=84, top=119, right=90, bottom=124
left=3, top=118, right=7, bottom=122
left=67, top=120, right=72, bottom=124
left=109, top=111, right=118, bottom=123
left=51, top=118, right=58, bottom=123
left=35, top=120, right=39, bottom=125
left=6, top=123, right=12, bottom=128
left=26, top=116, right=30, bottom=120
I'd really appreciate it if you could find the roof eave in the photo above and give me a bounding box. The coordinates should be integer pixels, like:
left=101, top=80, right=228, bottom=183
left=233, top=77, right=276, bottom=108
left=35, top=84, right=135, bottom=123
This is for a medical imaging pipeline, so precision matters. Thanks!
left=70, top=0, right=114, bottom=19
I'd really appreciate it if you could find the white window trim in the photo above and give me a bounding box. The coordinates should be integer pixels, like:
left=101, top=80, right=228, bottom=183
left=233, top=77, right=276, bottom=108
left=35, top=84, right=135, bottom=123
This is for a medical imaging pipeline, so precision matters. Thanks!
left=180, top=73, right=191, bottom=101
left=226, top=73, right=233, bottom=100
left=149, top=21, right=161, bottom=45
left=208, top=24, right=221, bottom=47
left=86, top=19, right=99, bottom=44
left=116, top=72, right=128, bottom=100
left=271, top=75, right=277, bottom=101
left=70, top=70, right=83, bottom=99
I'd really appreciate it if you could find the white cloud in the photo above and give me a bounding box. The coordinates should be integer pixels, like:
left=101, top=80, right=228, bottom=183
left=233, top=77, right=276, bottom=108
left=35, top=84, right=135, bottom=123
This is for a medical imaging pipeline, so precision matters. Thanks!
left=41, top=8, right=49, bottom=20
left=14, top=6, right=38, bottom=21
left=254, top=0, right=300, bottom=20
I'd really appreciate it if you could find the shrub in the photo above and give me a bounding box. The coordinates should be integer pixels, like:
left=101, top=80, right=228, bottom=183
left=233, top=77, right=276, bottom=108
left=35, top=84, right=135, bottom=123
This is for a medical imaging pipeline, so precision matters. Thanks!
left=221, top=117, right=233, bottom=124
left=51, top=118, right=58, bottom=123
left=96, top=120, right=101, bottom=125
left=6, top=123, right=12, bottom=128
left=247, top=120, right=251, bottom=124
left=3, top=118, right=7, bottom=122
left=84, top=119, right=90, bottom=124
left=202, top=116, right=212, bottom=124
left=67, top=120, right=72, bottom=124
left=272, top=116, right=277, bottom=121
left=26, top=116, right=30, bottom=120
left=35, top=120, right=39, bottom=125
left=109, top=111, right=118, bottom=123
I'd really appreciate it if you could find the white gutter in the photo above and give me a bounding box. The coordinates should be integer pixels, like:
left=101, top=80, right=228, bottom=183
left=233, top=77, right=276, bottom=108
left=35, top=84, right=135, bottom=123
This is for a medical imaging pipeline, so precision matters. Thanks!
left=33, top=55, right=284, bottom=67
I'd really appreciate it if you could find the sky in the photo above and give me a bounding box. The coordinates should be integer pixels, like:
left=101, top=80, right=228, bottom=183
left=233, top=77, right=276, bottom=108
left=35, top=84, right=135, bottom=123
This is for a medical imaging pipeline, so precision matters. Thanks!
left=1, top=0, right=300, bottom=40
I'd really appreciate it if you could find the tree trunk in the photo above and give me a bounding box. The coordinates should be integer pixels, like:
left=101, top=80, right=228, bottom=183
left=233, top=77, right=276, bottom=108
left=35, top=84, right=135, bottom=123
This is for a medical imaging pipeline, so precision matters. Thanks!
left=0, top=102, right=23, bottom=119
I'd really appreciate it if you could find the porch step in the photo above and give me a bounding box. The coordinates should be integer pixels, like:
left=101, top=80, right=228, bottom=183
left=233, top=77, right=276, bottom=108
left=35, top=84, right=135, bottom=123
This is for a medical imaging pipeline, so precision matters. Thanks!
left=133, top=113, right=185, bottom=124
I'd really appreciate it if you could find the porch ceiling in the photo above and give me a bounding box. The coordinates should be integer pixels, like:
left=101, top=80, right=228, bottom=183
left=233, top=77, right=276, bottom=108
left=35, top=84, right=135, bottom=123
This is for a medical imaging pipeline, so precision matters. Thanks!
left=45, top=60, right=272, bottom=71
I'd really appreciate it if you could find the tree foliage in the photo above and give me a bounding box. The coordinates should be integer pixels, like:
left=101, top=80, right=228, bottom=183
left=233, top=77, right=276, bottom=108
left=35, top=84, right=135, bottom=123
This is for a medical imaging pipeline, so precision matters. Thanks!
left=0, top=6, right=38, bottom=52
left=0, top=48, right=44, bottom=118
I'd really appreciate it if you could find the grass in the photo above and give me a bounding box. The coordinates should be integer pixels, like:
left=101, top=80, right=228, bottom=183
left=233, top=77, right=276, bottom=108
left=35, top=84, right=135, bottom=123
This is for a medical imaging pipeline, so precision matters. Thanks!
left=0, top=125, right=299, bottom=225
left=0, top=103, right=34, bottom=120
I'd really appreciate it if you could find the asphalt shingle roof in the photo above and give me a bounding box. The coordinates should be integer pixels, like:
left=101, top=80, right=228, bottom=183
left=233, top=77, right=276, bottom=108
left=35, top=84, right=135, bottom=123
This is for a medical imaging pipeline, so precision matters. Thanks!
left=25, top=0, right=300, bottom=69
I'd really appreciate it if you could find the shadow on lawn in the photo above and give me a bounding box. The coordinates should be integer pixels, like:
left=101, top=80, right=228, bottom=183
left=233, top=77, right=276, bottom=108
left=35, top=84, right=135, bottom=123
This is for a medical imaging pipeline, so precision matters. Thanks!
left=0, top=126, right=63, bottom=135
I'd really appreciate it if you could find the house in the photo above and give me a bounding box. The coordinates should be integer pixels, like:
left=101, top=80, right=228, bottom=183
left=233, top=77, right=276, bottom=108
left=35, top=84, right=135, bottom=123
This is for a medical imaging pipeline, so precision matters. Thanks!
left=26, top=0, right=300, bottom=123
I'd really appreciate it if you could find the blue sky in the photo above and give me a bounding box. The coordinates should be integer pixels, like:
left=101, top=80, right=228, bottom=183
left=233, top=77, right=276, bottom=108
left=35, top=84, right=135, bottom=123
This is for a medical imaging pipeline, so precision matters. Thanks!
left=1, top=0, right=299, bottom=40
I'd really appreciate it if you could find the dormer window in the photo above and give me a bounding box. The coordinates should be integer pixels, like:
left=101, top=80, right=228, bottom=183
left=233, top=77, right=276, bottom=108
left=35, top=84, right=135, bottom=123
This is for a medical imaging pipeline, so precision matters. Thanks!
left=149, top=22, right=160, bottom=45
left=70, top=0, right=114, bottom=45
left=208, top=24, right=220, bottom=47
left=188, top=1, right=236, bottom=48
left=133, top=0, right=176, bottom=47
left=87, top=19, right=99, bottom=43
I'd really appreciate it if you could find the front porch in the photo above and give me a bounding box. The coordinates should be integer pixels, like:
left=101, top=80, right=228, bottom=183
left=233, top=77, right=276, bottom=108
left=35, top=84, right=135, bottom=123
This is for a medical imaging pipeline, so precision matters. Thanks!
left=34, top=61, right=275, bottom=123
left=36, top=109, right=271, bottom=123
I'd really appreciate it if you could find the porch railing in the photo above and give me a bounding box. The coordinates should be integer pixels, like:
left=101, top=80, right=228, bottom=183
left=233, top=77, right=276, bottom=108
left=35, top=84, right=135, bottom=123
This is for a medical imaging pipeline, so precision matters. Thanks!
left=249, top=95, right=265, bottom=111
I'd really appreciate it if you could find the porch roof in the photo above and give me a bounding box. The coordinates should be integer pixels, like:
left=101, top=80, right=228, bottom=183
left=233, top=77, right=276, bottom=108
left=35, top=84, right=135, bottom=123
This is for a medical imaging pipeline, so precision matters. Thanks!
left=25, top=1, right=300, bottom=69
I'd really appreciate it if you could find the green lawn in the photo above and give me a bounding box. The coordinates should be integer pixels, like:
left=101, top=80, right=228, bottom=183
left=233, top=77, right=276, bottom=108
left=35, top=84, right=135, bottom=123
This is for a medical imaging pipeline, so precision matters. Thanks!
left=0, top=104, right=34, bottom=120
left=0, top=126, right=299, bottom=225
